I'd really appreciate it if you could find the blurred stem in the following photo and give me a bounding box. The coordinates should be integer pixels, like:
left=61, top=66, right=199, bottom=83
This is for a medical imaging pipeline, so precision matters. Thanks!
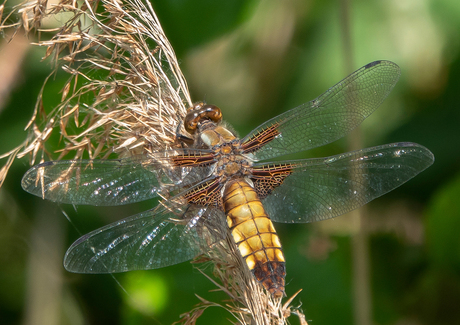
left=340, top=1, right=373, bottom=325
left=23, top=202, right=65, bottom=325
left=0, top=31, right=30, bottom=113
left=351, top=213, right=371, bottom=325
left=340, top=0, right=354, bottom=73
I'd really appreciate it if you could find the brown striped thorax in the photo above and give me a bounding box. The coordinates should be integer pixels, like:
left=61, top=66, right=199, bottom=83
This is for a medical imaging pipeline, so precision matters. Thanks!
left=21, top=61, right=434, bottom=300
left=182, top=102, right=254, bottom=181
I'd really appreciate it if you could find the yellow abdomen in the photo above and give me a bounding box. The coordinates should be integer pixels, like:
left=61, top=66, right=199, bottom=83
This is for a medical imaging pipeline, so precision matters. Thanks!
left=223, top=179, right=285, bottom=298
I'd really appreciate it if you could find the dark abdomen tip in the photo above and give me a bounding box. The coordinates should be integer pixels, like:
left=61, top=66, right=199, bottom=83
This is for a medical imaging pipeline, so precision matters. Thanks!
left=253, top=261, right=286, bottom=298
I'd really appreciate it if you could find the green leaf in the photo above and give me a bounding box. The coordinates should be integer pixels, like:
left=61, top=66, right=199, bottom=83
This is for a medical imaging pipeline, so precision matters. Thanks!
left=425, top=171, right=460, bottom=269
left=151, top=0, right=252, bottom=55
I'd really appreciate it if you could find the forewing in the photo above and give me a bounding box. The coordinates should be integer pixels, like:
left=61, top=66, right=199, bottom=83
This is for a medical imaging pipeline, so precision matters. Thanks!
left=21, top=157, right=162, bottom=206
left=241, top=61, right=401, bottom=160
left=21, top=149, right=215, bottom=206
left=256, top=143, right=434, bottom=223
left=64, top=203, right=227, bottom=273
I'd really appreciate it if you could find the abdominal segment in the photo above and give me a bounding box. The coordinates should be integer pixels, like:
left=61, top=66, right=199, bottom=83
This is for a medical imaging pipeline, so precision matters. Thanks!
left=223, top=179, right=286, bottom=298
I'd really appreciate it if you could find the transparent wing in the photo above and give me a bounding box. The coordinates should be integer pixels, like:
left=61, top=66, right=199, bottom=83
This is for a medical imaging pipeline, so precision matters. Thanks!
left=21, top=150, right=215, bottom=206
left=241, top=61, right=401, bottom=161
left=257, top=143, right=434, bottom=223
left=64, top=203, right=227, bottom=273
left=21, top=157, right=161, bottom=206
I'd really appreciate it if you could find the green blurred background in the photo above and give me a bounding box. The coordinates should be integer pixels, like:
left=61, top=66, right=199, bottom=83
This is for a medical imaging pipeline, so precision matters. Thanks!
left=1, top=0, right=460, bottom=324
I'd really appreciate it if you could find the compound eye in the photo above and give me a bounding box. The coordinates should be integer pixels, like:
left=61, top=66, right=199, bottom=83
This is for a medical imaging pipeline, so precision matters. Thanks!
left=183, top=103, right=222, bottom=134
left=184, top=111, right=199, bottom=134
left=202, top=105, right=222, bottom=123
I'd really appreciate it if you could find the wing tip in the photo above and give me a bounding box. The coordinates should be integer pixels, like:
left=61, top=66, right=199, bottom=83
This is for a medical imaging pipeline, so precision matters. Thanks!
left=393, top=142, right=435, bottom=172
left=21, top=166, right=42, bottom=196
left=365, top=61, right=381, bottom=69
left=364, top=60, right=399, bottom=69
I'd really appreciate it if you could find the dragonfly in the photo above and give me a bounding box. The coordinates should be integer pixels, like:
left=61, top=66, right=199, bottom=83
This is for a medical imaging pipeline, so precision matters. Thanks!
left=21, top=60, right=434, bottom=298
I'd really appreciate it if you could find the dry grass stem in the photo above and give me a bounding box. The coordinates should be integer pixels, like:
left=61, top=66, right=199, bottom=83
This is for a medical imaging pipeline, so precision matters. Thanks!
left=184, top=232, right=306, bottom=325
left=0, top=0, right=192, bottom=180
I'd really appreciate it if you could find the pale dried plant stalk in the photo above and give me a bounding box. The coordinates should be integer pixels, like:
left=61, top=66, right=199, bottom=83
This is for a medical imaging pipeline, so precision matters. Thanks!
left=183, top=234, right=307, bottom=325
left=0, top=0, right=192, bottom=179
left=0, top=0, right=305, bottom=323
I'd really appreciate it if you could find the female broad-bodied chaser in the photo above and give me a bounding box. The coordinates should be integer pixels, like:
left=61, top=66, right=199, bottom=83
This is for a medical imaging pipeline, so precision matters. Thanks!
left=22, top=61, right=434, bottom=298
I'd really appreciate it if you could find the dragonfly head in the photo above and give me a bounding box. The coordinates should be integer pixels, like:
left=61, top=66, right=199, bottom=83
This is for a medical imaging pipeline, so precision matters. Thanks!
left=184, top=102, right=222, bottom=134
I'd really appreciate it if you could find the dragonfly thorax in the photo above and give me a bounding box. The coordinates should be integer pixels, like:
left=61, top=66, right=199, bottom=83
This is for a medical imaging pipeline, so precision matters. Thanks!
left=200, top=126, right=236, bottom=147
left=214, top=142, right=252, bottom=181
